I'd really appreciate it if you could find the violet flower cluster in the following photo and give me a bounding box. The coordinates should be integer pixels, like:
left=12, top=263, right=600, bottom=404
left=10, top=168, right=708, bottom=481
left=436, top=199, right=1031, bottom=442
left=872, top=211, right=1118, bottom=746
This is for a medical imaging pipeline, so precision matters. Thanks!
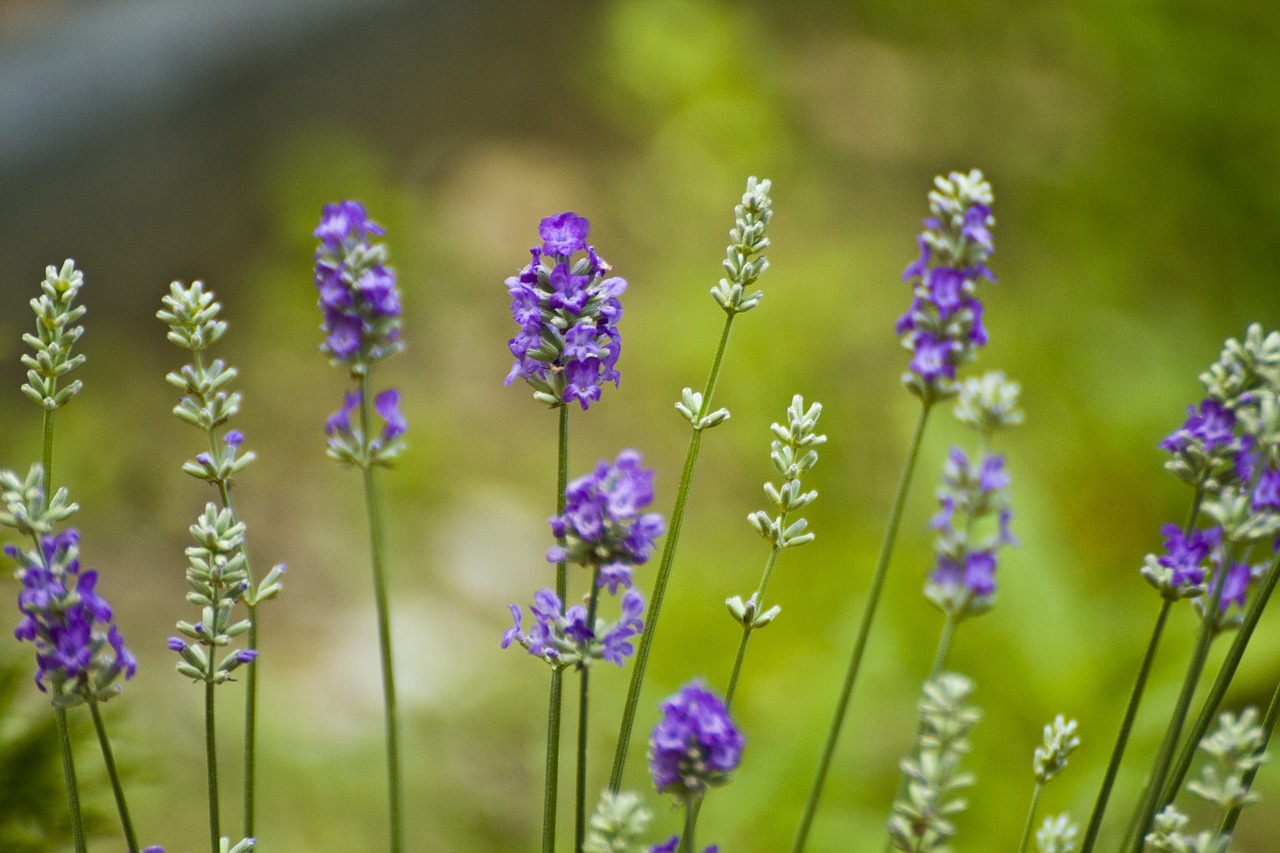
left=11, top=529, right=136, bottom=704
left=648, top=680, right=744, bottom=803
left=502, top=450, right=664, bottom=668
left=924, top=447, right=1016, bottom=618
left=504, top=212, right=627, bottom=410
left=314, top=202, right=408, bottom=467
left=314, top=201, right=403, bottom=369
left=1145, top=324, right=1280, bottom=619
left=896, top=169, right=996, bottom=402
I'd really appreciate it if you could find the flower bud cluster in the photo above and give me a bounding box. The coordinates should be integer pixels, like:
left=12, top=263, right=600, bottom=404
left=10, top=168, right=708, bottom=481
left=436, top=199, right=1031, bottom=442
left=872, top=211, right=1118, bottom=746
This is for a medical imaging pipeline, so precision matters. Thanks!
left=313, top=201, right=403, bottom=370
left=504, top=212, right=627, bottom=410
left=648, top=680, right=744, bottom=804
left=896, top=170, right=996, bottom=403
left=924, top=447, right=1016, bottom=619
left=1143, top=805, right=1228, bottom=853
left=1035, top=814, right=1078, bottom=853
left=1185, top=707, right=1267, bottom=814
left=9, top=528, right=135, bottom=706
left=745, top=395, right=824, bottom=550
left=953, top=371, right=1024, bottom=438
left=1034, top=714, right=1081, bottom=785
left=168, top=504, right=258, bottom=684
left=22, top=259, right=87, bottom=411
left=500, top=587, right=645, bottom=669
left=0, top=464, right=78, bottom=537
left=888, top=672, right=980, bottom=852
left=582, top=790, right=652, bottom=853
left=710, top=176, right=771, bottom=315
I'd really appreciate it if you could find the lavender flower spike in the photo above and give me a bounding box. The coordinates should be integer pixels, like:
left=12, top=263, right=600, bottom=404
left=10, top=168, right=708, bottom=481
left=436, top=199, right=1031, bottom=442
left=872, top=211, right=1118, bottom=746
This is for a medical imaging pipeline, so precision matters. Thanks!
left=896, top=170, right=996, bottom=403
left=504, top=212, right=627, bottom=410
left=11, top=529, right=136, bottom=705
left=313, top=201, right=404, bottom=370
left=648, top=680, right=744, bottom=803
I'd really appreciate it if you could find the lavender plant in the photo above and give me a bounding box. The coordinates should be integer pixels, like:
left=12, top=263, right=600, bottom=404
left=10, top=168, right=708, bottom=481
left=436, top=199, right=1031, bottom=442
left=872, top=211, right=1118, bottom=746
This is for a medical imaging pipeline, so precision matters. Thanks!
left=611, top=176, right=771, bottom=796
left=159, top=280, right=284, bottom=849
left=795, top=170, right=997, bottom=852
left=724, top=394, right=824, bottom=705
left=1, top=261, right=151, bottom=852
left=501, top=211, right=632, bottom=852
left=314, top=200, right=408, bottom=853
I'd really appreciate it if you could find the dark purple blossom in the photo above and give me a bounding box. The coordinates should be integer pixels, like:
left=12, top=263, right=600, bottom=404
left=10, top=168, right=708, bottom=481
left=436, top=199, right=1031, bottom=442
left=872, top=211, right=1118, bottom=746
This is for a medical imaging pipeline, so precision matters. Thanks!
left=547, top=450, right=665, bottom=582
left=897, top=170, right=996, bottom=400
left=648, top=680, right=744, bottom=802
left=504, top=213, right=626, bottom=410
left=12, top=530, right=136, bottom=701
left=314, top=200, right=403, bottom=367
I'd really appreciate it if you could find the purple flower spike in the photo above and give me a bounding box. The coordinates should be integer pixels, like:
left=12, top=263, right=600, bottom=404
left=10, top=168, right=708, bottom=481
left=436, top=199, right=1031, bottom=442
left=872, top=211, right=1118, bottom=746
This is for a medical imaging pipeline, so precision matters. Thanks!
left=504, top=212, right=626, bottom=410
left=314, top=200, right=403, bottom=368
left=898, top=170, right=996, bottom=400
left=648, top=680, right=744, bottom=802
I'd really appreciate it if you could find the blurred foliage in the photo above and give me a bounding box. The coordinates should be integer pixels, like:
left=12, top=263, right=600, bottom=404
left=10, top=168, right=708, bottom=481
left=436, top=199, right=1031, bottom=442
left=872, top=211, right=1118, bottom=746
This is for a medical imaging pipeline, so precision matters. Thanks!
left=0, top=0, right=1279, bottom=850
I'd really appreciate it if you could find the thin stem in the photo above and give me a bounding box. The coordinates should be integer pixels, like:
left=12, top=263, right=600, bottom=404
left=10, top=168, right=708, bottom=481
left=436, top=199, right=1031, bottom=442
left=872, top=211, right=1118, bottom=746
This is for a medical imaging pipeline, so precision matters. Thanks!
left=725, top=543, right=783, bottom=709
left=1161, top=546, right=1280, bottom=814
left=89, top=697, right=139, bottom=852
left=206, top=680, right=220, bottom=853
left=242, top=611, right=258, bottom=838
left=929, top=611, right=959, bottom=680
left=1219, top=672, right=1280, bottom=837
left=680, top=798, right=697, bottom=853
left=1124, top=566, right=1231, bottom=853
left=1018, top=782, right=1044, bottom=853
left=610, top=312, right=737, bottom=792
left=792, top=401, right=933, bottom=853
left=54, top=707, right=87, bottom=853
left=358, top=373, right=402, bottom=853
left=1078, top=600, right=1172, bottom=853
left=575, top=568, right=603, bottom=853
left=543, top=403, right=570, bottom=853
left=41, top=408, right=86, bottom=853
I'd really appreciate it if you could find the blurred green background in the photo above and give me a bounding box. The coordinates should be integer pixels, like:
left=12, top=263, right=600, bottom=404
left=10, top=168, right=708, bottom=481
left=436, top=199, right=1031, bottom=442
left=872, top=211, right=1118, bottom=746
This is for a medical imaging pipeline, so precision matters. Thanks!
left=1, top=0, right=1279, bottom=850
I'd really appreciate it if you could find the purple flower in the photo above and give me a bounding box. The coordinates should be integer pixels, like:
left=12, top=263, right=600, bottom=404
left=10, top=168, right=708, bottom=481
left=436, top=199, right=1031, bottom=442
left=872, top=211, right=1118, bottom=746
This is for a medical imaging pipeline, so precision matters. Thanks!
left=897, top=171, right=996, bottom=400
left=1157, top=524, right=1217, bottom=588
left=600, top=589, right=644, bottom=665
left=374, top=389, right=407, bottom=441
left=501, top=586, right=646, bottom=667
left=1160, top=399, right=1236, bottom=454
left=314, top=201, right=403, bottom=367
left=504, top=213, right=627, bottom=410
left=648, top=680, right=744, bottom=802
left=1213, top=560, right=1252, bottom=612
left=649, top=839, right=718, bottom=853
left=547, top=451, right=665, bottom=585
left=540, top=212, right=590, bottom=257
left=12, top=531, right=136, bottom=701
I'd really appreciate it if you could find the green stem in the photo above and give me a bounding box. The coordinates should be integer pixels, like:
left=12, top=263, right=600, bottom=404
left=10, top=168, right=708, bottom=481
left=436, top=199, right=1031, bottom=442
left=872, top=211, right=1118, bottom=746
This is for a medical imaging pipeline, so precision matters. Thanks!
left=610, top=312, right=737, bottom=792
left=243, top=611, right=258, bottom=839
left=680, top=798, right=697, bottom=853
left=725, top=543, right=784, bottom=709
left=1161, top=545, right=1280, bottom=814
left=1078, top=600, right=1172, bottom=853
left=929, top=610, right=959, bottom=680
left=358, top=373, right=402, bottom=853
left=54, top=707, right=87, bottom=853
left=792, top=402, right=933, bottom=853
left=41, top=409, right=86, bottom=853
left=1123, top=562, right=1231, bottom=853
left=206, top=680, right=220, bottom=853
left=1018, top=782, right=1044, bottom=853
left=575, top=568, right=603, bottom=853
left=1219, top=672, right=1280, bottom=837
left=543, top=403, right=570, bottom=853
left=89, top=697, right=139, bottom=852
